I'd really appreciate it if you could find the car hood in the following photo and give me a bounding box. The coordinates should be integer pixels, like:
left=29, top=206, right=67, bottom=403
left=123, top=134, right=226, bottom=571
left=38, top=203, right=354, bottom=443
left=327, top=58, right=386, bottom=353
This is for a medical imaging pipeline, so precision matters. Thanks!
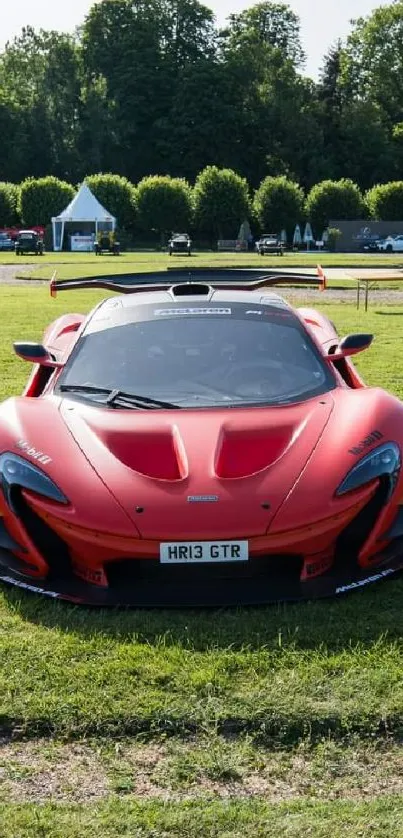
left=59, top=395, right=334, bottom=539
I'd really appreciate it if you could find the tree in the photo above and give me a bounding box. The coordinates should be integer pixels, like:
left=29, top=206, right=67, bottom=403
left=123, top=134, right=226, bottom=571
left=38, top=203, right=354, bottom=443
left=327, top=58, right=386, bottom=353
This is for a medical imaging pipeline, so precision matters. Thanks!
left=335, top=101, right=392, bottom=189
left=136, top=175, right=193, bottom=238
left=77, top=75, right=119, bottom=179
left=318, top=40, right=343, bottom=112
left=253, top=175, right=304, bottom=234
left=159, top=0, right=216, bottom=68
left=85, top=173, right=136, bottom=231
left=0, top=28, right=83, bottom=179
left=19, top=176, right=75, bottom=227
left=0, top=183, right=20, bottom=226
left=216, top=3, right=318, bottom=187
left=340, top=2, right=403, bottom=124
left=316, top=41, right=344, bottom=180
left=220, top=2, right=305, bottom=67
left=81, top=0, right=217, bottom=181
left=155, top=58, right=236, bottom=181
left=305, top=179, right=366, bottom=233
left=193, top=166, right=250, bottom=239
left=317, top=41, right=393, bottom=187
left=365, top=181, right=403, bottom=220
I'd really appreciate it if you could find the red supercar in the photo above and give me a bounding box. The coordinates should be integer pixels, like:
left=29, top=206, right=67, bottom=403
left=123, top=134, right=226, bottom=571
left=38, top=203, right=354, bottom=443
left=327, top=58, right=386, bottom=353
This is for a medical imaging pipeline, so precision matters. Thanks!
left=0, top=267, right=402, bottom=606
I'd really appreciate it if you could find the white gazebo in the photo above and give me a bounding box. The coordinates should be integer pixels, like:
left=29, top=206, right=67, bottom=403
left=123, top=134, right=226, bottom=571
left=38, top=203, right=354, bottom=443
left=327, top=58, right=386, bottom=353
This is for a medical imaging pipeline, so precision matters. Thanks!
left=52, top=183, right=116, bottom=251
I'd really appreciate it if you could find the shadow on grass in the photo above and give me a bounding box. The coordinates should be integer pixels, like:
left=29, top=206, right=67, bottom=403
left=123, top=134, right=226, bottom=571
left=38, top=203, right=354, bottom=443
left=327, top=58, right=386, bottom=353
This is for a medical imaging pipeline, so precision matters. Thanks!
left=2, top=572, right=403, bottom=653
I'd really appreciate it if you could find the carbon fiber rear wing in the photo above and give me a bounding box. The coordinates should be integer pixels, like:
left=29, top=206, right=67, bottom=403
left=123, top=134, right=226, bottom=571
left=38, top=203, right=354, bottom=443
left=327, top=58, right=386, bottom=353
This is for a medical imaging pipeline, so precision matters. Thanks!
left=50, top=265, right=327, bottom=297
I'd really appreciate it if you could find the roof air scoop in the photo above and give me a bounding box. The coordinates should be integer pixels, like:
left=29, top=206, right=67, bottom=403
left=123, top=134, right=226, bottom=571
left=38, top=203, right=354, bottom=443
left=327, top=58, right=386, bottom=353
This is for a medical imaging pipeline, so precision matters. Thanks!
left=170, top=282, right=212, bottom=297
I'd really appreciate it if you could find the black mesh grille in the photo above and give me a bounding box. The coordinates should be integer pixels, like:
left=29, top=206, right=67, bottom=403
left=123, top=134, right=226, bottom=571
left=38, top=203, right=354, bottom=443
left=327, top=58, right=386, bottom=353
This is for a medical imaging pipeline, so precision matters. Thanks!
left=105, top=553, right=304, bottom=590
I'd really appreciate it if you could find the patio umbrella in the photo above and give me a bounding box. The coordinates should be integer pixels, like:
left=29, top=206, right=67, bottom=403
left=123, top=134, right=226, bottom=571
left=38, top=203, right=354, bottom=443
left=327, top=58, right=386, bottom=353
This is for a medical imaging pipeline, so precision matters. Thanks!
left=303, top=221, right=314, bottom=251
left=293, top=224, right=302, bottom=246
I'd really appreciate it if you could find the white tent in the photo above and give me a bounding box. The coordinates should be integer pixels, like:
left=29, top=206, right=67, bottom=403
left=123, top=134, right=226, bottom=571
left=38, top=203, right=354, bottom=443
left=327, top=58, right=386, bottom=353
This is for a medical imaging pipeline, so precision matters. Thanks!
left=52, top=183, right=116, bottom=251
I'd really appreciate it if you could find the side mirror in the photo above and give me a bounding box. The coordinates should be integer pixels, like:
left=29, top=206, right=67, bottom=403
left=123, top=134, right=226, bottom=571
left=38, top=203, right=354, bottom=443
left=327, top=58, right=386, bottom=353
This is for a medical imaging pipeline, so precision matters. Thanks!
left=13, top=342, right=64, bottom=368
left=328, top=333, right=373, bottom=361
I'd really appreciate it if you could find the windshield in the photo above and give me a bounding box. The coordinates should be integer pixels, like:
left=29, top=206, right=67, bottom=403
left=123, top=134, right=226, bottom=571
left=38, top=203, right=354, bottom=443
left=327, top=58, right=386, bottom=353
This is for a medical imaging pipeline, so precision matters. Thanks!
left=57, top=303, right=335, bottom=408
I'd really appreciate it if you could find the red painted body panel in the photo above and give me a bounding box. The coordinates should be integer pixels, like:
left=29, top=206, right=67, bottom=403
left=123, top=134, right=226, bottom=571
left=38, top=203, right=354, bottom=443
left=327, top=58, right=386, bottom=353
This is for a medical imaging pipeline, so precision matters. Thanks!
left=1, top=286, right=403, bottom=604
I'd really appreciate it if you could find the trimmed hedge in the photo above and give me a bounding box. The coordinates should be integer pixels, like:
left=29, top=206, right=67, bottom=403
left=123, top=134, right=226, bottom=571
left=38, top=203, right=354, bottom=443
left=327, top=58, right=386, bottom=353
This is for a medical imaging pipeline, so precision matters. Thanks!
left=19, top=176, right=75, bottom=227
left=0, top=182, right=20, bottom=227
left=85, top=173, right=136, bottom=231
left=193, top=166, right=251, bottom=240
left=305, top=179, right=366, bottom=234
left=136, top=175, right=193, bottom=238
left=253, top=176, right=304, bottom=236
left=366, top=181, right=403, bottom=220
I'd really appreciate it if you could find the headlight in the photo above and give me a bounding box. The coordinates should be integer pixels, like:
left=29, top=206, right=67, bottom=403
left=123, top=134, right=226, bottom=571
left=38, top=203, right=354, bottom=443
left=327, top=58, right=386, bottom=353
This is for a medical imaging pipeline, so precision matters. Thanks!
left=0, top=453, right=68, bottom=512
left=336, top=442, right=401, bottom=497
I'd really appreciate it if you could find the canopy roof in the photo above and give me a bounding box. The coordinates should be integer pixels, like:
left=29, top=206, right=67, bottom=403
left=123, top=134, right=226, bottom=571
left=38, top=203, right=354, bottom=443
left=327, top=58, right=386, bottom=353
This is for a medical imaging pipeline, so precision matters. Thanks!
left=52, top=183, right=115, bottom=222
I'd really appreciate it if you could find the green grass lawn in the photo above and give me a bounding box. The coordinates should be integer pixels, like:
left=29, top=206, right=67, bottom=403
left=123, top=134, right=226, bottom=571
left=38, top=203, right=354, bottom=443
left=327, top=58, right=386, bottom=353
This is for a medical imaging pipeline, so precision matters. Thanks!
left=0, top=284, right=403, bottom=834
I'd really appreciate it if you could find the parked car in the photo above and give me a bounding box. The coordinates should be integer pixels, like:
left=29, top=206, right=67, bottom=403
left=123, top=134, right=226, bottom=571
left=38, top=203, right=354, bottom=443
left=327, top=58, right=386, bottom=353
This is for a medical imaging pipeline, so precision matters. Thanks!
left=94, top=231, right=120, bottom=256
left=15, top=230, right=44, bottom=256
left=0, top=232, right=14, bottom=252
left=376, top=235, right=403, bottom=253
left=255, top=234, right=284, bottom=256
left=168, top=233, right=192, bottom=256
left=361, top=236, right=385, bottom=252
left=2, top=266, right=403, bottom=605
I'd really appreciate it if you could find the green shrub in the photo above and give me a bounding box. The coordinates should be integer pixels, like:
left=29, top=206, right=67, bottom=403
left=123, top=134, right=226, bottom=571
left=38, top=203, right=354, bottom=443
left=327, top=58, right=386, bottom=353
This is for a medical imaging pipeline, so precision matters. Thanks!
left=19, top=176, right=75, bottom=227
left=0, top=182, right=20, bottom=226
left=305, top=179, right=366, bottom=234
left=365, top=181, right=403, bottom=220
left=253, top=176, right=304, bottom=236
left=193, top=166, right=250, bottom=240
left=327, top=227, right=342, bottom=251
left=136, top=175, right=193, bottom=239
left=85, top=173, right=136, bottom=231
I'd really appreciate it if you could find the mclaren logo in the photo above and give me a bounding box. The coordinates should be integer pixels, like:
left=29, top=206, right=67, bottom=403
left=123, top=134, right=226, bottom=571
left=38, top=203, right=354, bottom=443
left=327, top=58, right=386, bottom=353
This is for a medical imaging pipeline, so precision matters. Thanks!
left=187, top=495, right=219, bottom=503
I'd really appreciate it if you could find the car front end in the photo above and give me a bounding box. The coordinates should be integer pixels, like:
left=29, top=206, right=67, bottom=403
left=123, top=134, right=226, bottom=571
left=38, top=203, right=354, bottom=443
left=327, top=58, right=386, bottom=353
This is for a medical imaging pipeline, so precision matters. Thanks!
left=1, top=278, right=403, bottom=605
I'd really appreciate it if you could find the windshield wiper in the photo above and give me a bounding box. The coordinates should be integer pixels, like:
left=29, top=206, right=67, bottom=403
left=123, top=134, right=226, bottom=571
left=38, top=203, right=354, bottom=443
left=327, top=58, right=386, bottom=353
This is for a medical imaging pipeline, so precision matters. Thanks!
left=59, top=384, right=181, bottom=409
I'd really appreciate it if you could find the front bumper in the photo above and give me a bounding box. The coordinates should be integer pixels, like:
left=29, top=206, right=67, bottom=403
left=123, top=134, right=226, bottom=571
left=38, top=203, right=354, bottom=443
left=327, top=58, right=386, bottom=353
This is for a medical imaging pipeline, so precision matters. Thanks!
left=0, top=539, right=402, bottom=606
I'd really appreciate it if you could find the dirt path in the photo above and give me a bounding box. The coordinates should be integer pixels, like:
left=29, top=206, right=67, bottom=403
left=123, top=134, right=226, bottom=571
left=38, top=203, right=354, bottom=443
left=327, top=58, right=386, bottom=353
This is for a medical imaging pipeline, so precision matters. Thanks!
left=0, top=264, right=48, bottom=286
left=283, top=287, right=403, bottom=304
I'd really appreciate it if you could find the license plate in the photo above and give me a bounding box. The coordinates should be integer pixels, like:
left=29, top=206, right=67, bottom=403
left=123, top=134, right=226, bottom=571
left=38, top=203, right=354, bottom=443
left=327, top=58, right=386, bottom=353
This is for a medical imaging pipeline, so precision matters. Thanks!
left=160, top=541, right=248, bottom=564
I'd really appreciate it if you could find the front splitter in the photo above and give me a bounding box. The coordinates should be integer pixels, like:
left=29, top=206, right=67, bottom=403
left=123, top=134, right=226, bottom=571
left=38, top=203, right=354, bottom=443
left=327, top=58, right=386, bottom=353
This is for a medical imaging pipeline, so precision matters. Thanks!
left=0, top=545, right=402, bottom=607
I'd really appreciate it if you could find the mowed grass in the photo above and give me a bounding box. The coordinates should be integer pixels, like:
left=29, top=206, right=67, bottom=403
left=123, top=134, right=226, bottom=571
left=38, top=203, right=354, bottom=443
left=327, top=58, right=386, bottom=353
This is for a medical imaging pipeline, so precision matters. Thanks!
left=0, top=283, right=403, bottom=833
left=1, top=798, right=403, bottom=837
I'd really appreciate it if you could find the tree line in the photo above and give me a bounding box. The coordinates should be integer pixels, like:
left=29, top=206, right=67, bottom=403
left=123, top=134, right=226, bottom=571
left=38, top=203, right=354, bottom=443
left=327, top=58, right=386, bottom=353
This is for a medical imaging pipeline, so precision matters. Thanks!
left=2, top=0, right=403, bottom=196
left=2, top=171, right=403, bottom=245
